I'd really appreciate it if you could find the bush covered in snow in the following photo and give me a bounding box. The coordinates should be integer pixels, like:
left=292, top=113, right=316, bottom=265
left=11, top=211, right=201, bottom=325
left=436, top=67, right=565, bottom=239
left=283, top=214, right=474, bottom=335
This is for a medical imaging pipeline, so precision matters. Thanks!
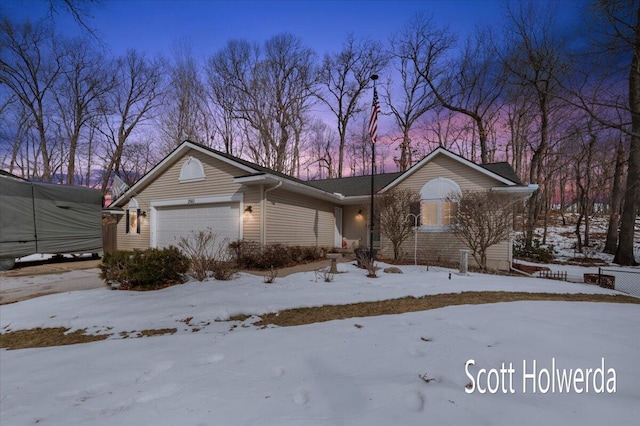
left=99, top=247, right=189, bottom=290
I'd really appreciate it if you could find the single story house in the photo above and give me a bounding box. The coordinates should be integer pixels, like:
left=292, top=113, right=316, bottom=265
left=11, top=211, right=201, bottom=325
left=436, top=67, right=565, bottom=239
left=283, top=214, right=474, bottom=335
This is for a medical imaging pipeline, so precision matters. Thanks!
left=105, top=140, right=536, bottom=270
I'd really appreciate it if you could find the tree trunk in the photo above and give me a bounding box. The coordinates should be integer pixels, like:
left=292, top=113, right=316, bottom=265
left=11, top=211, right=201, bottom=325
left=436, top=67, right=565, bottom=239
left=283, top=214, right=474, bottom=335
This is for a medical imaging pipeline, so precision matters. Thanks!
left=615, top=6, right=640, bottom=266
left=604, top=140, right=625, bottom=254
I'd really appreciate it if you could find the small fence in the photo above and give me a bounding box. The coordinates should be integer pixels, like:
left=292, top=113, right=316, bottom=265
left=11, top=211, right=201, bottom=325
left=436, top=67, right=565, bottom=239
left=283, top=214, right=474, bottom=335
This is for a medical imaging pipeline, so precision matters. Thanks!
left=539, top=270, right=567, bottom=281
left=600, top=268, right=640, bottom=297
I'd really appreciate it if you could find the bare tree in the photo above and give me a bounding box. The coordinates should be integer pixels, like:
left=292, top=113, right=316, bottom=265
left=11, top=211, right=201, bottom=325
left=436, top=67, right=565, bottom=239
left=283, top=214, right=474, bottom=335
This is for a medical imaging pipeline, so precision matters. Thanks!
left=422, top=27, right=506, bottom=164
left=386, top=12, right=440, bottom=171
left=315, top=34, right=388, bottom=177
left=501, top=1, right=569, bottom=249
left=604, top=138, right=626, bottom=253
left=306, top=119, right=337, bottom=179
left=98, top=50, right=165, bottom=192
left=159, top=39, right=214, bottom=153
left=0, top=18, right=64, bottom=181
left=46, top=0, right=101, bottom=38
left=599, top=0, right=640, bottom=265
left=377, top=188, right=420, bottom=260
left=205, top=61, right=242, bottom=156
left=449, top=190, right=518, bottom=270
left=208, top=34, right=317, bottom=174
left=346, top=115, right=373, bottom=176
left=569, top=121, right=598, bottom=253
left=54, top=36, right=113, bottom=185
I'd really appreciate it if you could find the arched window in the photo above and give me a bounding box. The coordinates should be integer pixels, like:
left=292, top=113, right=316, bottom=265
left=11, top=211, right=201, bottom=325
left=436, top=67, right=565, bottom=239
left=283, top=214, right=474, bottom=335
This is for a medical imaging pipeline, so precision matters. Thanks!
left=420, top=178, right=461, bottom=229
left=179, top=156, right=205, bottom=182
left=126, top=198, right=140, bottom=235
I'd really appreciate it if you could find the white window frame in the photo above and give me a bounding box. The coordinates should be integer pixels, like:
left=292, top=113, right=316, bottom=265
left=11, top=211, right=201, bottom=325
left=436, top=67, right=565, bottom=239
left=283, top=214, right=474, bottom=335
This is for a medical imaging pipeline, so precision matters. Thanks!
left=126, top=198, right=141, bottom=235
left=418, top=177, right=461, bottom=231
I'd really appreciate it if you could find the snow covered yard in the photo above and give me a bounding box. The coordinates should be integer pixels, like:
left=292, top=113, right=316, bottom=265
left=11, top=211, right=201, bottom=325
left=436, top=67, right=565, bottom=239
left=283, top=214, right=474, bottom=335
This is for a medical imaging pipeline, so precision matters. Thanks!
left=1, top=263, right=639, bottom=425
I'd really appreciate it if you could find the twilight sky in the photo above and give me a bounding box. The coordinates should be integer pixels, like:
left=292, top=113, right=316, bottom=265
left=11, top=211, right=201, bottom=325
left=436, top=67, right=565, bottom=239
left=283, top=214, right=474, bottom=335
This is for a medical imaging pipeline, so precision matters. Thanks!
left=2, top=0, right=587, bottom=60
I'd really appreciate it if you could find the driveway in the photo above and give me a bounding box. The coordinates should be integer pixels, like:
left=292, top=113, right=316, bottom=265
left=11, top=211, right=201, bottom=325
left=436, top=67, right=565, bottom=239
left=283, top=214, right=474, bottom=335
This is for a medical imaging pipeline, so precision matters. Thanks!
left=0, top=259, right=104, bottom=304
left=0, top=254, right=357, bottom=304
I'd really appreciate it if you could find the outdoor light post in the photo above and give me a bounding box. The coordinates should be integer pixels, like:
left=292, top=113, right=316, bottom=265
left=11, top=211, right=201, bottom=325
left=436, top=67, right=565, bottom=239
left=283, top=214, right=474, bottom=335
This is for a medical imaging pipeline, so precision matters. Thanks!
left=369, top=74, right=379, bottom=261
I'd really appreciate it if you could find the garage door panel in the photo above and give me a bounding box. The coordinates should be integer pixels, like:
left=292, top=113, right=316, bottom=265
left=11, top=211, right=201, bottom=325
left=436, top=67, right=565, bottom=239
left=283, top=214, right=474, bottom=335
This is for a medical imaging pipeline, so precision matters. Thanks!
left=156, top=203, right=240, bottom=250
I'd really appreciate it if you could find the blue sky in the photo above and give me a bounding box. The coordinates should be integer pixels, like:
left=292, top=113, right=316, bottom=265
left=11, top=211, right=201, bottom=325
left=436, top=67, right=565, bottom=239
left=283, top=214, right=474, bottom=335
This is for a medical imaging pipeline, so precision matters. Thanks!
left=2, top=0, right=587, bottom=59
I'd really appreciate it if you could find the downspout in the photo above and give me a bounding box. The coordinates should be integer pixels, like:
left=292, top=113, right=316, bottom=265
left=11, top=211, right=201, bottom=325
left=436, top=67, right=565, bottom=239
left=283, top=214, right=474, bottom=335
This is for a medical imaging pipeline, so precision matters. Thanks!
left=262, top=181, right=282, bottom=246
left=510, top=266, right=532, bottom=277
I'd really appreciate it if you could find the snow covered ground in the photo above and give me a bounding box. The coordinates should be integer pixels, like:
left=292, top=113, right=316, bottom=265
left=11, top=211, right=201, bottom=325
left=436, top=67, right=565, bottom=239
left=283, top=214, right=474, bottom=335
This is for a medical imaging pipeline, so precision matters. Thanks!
left=1, top=263, right=639, bottom=425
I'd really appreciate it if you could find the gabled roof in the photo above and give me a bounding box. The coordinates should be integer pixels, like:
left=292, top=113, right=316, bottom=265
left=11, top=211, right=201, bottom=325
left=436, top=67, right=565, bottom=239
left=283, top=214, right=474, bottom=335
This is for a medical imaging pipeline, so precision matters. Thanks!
left=381, top=146, right=521, bottom=192
left=110, top=140, right=347, bottom=207
left=111, top=141, right=524, bottom=207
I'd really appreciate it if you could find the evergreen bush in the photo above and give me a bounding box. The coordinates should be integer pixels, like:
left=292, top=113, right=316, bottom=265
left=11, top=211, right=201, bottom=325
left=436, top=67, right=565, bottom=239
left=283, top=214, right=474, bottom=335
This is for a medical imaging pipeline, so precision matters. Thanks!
left=99, top=247, right=189, bottom=290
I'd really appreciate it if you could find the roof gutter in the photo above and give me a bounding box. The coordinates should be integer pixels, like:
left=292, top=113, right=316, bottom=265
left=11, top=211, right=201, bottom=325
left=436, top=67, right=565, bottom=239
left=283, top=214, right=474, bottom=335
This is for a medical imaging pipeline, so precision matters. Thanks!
left=490, top=184, right=539, bottom=198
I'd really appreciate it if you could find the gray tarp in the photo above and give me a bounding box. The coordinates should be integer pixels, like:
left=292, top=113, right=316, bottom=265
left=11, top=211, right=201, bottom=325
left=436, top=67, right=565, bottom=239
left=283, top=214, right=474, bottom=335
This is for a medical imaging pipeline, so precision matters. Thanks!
left=0, top=176, right=103, bottom=258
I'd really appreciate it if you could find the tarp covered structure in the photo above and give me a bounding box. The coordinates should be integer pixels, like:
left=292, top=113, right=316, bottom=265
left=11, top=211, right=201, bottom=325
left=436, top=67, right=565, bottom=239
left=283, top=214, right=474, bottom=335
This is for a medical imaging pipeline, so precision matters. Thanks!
left=0, top=175, right=103, bottom=259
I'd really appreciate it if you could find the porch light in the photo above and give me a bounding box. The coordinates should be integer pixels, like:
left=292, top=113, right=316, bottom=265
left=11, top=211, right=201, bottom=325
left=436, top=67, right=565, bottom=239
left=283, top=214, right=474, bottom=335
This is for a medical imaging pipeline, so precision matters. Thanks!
left=356, top=209, right=363, bottom=218
left=244, top=206, right=253, bottom=214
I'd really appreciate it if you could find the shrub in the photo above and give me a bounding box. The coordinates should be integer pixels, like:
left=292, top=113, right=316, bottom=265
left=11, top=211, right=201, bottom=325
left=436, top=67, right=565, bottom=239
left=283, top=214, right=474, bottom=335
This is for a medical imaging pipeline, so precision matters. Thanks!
left=263, top=267, right=278, bottom=284
left=178, top=229, right=238, bottom=281
left=211, top=261, right=237, bottom=280
left=228, top=241, right=326, bottom=270
left=177, top=229, right=217, bottom=281
left=260, top=243, right=293, bottom=269
left=513, top=236, right=555, bottom=263
left=99, top=250, right=131, bottom=286
left=99, top=247, right=189, bottom=290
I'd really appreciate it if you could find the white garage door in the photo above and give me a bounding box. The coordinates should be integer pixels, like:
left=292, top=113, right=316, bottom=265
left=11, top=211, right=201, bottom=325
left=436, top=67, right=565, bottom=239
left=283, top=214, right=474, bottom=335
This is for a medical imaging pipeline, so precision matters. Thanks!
left=156, top=203, right=240, bottom=251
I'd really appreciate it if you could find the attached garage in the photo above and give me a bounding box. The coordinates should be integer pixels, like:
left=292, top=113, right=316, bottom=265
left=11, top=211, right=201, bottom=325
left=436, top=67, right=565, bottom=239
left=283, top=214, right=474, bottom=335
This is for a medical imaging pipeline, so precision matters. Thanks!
left=151, top=196, right=243, bottom=251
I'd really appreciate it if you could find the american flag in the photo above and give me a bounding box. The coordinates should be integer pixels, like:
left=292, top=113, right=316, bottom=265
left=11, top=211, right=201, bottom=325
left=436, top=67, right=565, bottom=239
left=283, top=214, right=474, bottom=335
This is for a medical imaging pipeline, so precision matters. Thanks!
left=368, top=86, right=381, bottom=144
left=111, top=174, right=129, bottom=200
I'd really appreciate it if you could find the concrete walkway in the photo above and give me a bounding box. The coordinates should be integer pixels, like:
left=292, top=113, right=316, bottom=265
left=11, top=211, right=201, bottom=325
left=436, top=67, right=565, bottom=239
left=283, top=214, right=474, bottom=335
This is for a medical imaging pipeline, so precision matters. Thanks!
left=242, top=253, right=355, bottom=277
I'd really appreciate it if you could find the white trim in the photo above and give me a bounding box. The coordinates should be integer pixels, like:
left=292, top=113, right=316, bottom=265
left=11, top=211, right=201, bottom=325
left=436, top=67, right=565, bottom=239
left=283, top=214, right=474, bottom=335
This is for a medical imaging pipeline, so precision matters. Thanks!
left=490, top=184, right=538, bottom=195
left=150, top=193, right=244, bottom=248
left=150, top=193, right=243, bottom=208
left=234, top=174, right=277, bottom=184
left=381, top=147, right=516, bottom=193
left=241, top=174, right=345, bottom=202
left=179, top=156, right=206, bottom=183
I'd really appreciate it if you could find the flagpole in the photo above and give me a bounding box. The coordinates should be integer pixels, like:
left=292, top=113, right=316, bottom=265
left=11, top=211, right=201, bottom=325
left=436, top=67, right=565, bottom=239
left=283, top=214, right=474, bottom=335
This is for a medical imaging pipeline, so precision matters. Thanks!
left=369, top=74, right=379, bottom=261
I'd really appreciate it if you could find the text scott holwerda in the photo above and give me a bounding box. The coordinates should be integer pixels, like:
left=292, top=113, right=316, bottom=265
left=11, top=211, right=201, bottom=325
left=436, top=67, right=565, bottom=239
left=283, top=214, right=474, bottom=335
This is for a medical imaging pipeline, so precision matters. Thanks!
left=465, top=358, right=617, bottom=394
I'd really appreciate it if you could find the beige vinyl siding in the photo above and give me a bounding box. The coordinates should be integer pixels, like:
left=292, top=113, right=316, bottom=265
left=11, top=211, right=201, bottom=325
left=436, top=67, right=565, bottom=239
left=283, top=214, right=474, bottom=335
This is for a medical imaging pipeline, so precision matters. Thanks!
left=342, top=204, right=368, bottom=249
left=381, top=233, right=511, bottom=271
left=265, top=188, right=336, bottom=247
left=116, top=148, right=260, bottom=250
left=116, top=213, right=148, bottom=250
left=381, top=152, right=512, bottom=270
left=241, top=186, right=261, bottom=243
left=396, top=154, right=498, bottom=193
